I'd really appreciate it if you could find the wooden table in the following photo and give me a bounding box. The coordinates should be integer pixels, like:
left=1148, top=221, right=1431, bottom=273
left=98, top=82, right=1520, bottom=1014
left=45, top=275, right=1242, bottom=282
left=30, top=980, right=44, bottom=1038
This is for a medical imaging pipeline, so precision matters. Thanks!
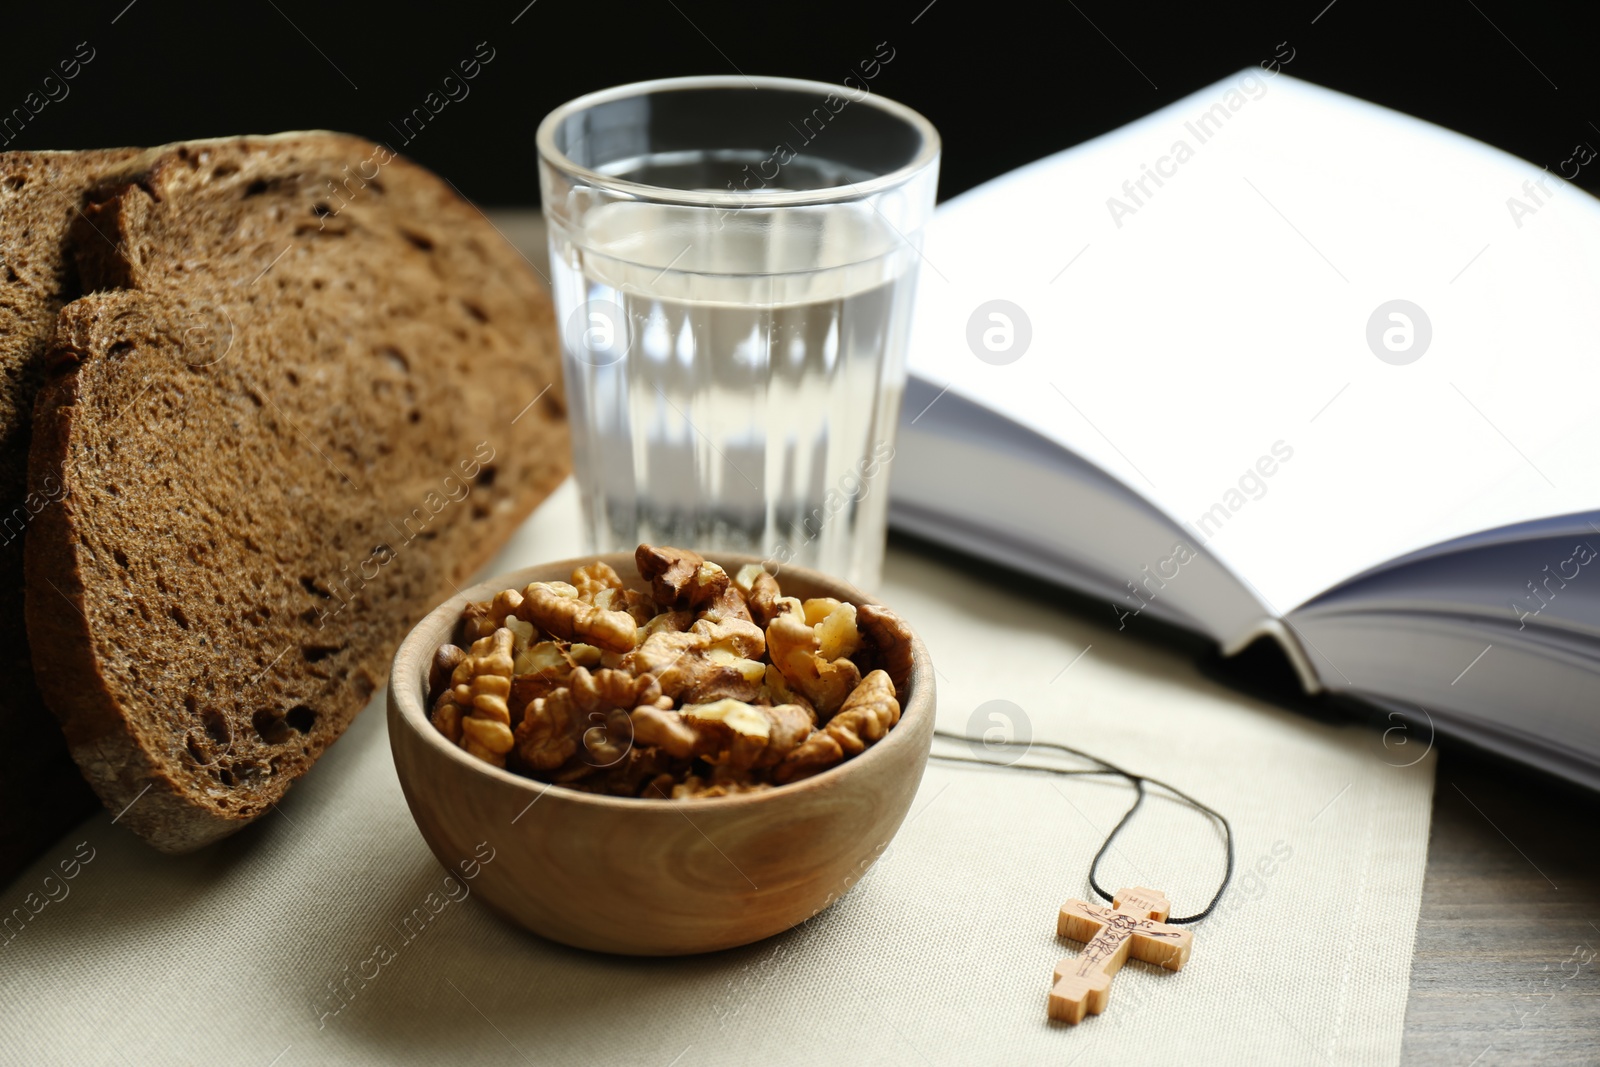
left=494, top=211, right=1600, bottom=1065
left=1403, top=744, right=1600, bottom=1065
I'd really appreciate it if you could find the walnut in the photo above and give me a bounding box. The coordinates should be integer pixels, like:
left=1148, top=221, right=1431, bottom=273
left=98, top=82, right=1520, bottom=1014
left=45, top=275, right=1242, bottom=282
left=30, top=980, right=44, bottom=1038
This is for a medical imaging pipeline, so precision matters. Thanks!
left=806, top=599, right=862, bottom=661
left=727, top=701, right=807, bottom=765
left=760, top=663, right=815, bottom=716
left=855, top=603, right=915, bottom=700
left=570, top=561, right=660, bottom=624
left=462, top=588, right=530, bottom=642
left=702, top=646, right=768, bottom=695
left=680, top=662, right=761, bottom=704
left=572, top=561, right=624, bottom=601
left=506, top=614, right=535, bottom=644
left=574, top=665, right=664, bottom=714
left=504, top=618, right=537, bottom=676
left=639, top=609, right=695, bottom=640
left=513, top=666, right=661, bottom=772
left=631, top=699, right=811, bottom=769
left=430, top=700, right=463, bottom=746
left=512, top=639, right=604, bottom=713
left=772, top=670, right=900, bottom=784
left=687, top=614, right=768, bottom=694
left=428, top=644, right=465, bottom=706
left=513, top=689, right=578, bottom=771
left=692, top=615, right=765, bottom=659
left=636, top=544, right=729, bottom=609
left=515, top=638, right=572, bottom=678
left=766, top=610, right=862, bottom=719
left=742, top=701, right=814, bottom=767
left=509, top=640, right=578, bottom=714
left=699, top=581, right=754, bottom=625
left=620, top=630, right=704, bottom=685
left=619, top=588, right=660, bottom=624
left=433, top=628, right=518, bottom=767
left=491, top=588, right=527, bottom=625
left=734, top=563, right=790, bottom=627
left=519, top=581, right=637, bottom=653
left=460, top=601, right=498, bottom=642
left=630, top=705, right=701, bottom=759
left=621, top=629, right=760, bottom=704
left=579, top=707, right=635, bottom=768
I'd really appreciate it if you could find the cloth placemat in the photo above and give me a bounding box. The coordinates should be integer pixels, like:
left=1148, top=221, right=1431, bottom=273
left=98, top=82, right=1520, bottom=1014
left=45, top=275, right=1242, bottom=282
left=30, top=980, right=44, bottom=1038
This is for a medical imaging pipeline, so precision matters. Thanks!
left=0, top=481, right=1434, bottom=1066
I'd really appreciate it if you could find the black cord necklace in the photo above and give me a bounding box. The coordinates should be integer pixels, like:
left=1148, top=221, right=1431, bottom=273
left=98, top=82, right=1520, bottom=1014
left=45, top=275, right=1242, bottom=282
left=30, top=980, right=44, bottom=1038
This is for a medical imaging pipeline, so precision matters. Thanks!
left=929, top=729, right=1235, bottom=924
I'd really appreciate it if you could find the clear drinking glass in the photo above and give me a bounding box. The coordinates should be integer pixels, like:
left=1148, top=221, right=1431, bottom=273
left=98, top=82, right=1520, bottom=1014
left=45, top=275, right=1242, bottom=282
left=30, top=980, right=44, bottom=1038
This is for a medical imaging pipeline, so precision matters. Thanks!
left=537, top=75, right=940, bottom=589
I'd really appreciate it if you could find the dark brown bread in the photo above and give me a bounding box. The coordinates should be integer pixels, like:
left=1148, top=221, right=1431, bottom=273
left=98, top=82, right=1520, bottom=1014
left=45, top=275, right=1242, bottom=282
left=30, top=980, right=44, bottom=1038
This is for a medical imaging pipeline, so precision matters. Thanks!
left=0, top=149, right=152, bottom=883
left=24, top=134, right=567, bottom=853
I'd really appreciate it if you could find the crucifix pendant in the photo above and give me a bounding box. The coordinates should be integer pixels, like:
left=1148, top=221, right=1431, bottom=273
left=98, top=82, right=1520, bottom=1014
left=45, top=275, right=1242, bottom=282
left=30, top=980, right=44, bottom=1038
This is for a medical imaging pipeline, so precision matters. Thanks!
left=1048, top=886, right=1193, bottom=1024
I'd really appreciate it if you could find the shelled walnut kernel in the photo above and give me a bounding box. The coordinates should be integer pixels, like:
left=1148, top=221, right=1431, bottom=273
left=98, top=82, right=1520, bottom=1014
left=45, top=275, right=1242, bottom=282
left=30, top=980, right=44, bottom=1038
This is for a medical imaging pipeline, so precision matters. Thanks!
left=426, top=546, right=914, bottom=798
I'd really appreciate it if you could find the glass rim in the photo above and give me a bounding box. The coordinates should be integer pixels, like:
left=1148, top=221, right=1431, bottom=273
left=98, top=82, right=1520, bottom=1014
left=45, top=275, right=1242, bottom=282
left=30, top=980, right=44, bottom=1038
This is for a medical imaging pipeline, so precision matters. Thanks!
left=536, top=74, right=941, bottom=209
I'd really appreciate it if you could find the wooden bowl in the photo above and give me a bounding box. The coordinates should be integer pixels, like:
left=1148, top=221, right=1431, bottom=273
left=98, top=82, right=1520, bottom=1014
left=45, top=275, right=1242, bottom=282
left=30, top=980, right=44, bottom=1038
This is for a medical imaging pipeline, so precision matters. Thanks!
left=387, top=552, right=936, bottom=956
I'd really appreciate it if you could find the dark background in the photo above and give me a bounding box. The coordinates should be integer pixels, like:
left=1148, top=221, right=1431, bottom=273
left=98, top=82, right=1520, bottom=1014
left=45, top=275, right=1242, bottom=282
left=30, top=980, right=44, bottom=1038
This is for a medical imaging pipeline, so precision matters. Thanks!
left=2, top=0, right=1596, bottom=206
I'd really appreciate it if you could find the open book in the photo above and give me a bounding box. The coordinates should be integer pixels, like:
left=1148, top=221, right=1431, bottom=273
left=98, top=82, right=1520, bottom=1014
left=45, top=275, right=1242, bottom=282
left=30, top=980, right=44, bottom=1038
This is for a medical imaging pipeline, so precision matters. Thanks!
left=891, top=70, right=1600, bottom=788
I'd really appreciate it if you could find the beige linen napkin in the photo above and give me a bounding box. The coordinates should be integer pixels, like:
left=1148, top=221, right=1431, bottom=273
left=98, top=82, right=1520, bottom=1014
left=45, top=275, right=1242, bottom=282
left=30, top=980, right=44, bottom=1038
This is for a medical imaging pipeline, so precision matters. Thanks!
left=0, top=481, right=1433, bottom=1065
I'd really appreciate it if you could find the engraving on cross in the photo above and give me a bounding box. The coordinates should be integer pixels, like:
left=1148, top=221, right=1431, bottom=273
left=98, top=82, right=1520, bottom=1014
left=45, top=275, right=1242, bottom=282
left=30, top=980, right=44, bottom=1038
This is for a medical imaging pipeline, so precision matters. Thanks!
left=1048, top=886, right=1193, bottom=1024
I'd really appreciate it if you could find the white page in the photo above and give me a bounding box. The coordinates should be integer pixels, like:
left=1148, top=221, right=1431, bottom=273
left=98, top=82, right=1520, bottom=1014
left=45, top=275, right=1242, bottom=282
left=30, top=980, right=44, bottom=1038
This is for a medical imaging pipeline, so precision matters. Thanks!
left=906, top=70, right=1600, bottom=615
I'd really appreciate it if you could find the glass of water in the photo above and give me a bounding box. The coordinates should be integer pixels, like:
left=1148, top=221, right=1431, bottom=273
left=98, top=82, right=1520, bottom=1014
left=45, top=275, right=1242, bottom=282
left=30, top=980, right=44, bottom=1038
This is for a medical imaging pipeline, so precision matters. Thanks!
left=537, top=75, right=940, bottom=589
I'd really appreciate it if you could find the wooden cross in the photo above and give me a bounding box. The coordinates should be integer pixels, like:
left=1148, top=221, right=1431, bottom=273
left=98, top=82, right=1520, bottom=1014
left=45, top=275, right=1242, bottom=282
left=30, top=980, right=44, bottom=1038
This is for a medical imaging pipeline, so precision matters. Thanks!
left=1048, top=886, right=1193, bottom=1024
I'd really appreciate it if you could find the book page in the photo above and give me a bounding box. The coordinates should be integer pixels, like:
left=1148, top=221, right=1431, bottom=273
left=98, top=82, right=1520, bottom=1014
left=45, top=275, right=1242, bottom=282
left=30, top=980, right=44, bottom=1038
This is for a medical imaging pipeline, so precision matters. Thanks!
left=906, top=71, right=1600, bottom=615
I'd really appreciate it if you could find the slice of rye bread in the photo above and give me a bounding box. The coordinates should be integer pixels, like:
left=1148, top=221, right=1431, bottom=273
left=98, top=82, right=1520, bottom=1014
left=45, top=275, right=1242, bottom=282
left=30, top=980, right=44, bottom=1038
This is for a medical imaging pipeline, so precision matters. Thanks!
left=0, top=148, right=157, bottom=882
left=24, top=133, right=568, bottom=853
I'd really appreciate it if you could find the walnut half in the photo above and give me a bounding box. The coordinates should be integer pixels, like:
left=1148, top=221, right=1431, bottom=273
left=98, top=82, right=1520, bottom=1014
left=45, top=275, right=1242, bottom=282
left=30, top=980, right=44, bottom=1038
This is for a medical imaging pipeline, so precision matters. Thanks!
left=518, top=581, right=637, bottom=653
left=632, top=699, right=812, bottom=770
left=766, top=609, right=861, bottom=719
left=513, top=666, right=663, bottom=772
left=855, top=603, right=915, bottom=700
left=636, top=544, right=728, bottom=609
left=432, top=628, right=518, bottom=767
left=772, top=670, right=900, bottom=784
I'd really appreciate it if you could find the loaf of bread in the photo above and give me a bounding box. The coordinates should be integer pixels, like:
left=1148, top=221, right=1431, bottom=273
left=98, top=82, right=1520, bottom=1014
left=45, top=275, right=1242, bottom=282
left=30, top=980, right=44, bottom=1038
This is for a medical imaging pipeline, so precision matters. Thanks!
left=0, top=148, right=155, bottom=882
left=14, top=134, right=567, bottom=855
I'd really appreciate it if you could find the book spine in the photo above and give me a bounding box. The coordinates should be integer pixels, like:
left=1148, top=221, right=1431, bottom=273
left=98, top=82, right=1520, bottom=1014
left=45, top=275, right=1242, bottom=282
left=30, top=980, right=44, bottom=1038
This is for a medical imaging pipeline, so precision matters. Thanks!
left=1221, top=618, right=1324, bottom=694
